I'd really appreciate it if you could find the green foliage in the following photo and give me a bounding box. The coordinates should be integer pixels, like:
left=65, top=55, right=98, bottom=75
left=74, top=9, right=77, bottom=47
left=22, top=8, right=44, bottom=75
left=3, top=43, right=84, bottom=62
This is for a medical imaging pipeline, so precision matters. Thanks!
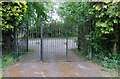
left=24, top=2, right=47, bottom=36
left=58, top=2, right=119, bottom=70
left=25, top=2, right=47, bottom=21
left=29, top=20, right=77, bottom=38
left=91, top=53, right=118, bottom=69
left=1, top=2, right=27, bottom=31
left=86, top=2, right=120, bottom=70
left=1, top=2, right=27, bottom=53
left=2, top=53, right=15, bottom=69
left=58, top=2, right=90, bottom=25
left=89, top=2, right=120, bottom=37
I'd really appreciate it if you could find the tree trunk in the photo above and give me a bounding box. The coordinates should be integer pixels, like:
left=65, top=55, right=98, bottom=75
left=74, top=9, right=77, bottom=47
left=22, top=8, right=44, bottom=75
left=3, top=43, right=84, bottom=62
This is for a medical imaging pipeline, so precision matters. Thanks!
left=113, top=41, right=117, bottom=54
left=3, top=30, right=13, bottom=54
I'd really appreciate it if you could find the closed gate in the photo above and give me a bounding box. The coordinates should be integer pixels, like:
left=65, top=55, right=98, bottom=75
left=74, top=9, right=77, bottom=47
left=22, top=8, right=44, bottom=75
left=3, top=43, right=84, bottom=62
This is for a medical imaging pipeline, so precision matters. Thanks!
left=27, top=17, right=78, bottom=62
left=10, top=16, right=78, bottom=63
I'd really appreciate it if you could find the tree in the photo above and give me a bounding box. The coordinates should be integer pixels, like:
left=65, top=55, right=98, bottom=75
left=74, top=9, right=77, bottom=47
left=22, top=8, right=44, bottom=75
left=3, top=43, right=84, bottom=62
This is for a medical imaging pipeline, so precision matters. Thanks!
left=89, top=2, right=120, bottom=54
left=25, top=2, right=48, bottom=38
left=1, top=2, right=27, bottom=30
left=1, top=2, right=27, bottom=52
left=58, top=2, right=92, bottom=56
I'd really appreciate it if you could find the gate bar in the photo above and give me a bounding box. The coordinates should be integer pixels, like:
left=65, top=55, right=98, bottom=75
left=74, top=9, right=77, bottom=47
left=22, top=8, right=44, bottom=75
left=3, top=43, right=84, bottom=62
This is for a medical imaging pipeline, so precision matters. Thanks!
left=13, top=25, right=18, bottom=61
left=66, top=37, right=68, bottom=57
left=40, top=17, right=43, bottom=61
left=66, top=25, right=69, bottom=57
left=26, top=21, right=29, bottom=52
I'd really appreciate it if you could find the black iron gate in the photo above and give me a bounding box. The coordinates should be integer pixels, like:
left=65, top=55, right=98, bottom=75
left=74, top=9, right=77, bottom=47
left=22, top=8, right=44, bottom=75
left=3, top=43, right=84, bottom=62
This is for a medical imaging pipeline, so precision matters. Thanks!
left=13, top=21, right=28, bottom=61
left=27, top=17, right=78, bottom=62
left=14, top=17, right=78, bottom=62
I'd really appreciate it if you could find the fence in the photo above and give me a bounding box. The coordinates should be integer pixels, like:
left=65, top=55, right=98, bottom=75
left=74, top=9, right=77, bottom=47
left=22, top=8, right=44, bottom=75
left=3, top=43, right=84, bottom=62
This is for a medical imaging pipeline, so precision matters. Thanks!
left=13, top=22, right=28, bottom=61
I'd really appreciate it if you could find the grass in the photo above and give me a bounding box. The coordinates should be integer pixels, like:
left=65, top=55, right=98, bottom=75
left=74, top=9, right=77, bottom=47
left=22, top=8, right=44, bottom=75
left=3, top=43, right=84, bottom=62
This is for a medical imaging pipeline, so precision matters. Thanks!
left=1, top=50, right=31, bottom=78
left=0, top=53, right=15, bottom=78
left=2, top=49, right=34, bottom=70
left=2, top=53, right=16, bottom=69
left=0, top=53, right=17, bottom=78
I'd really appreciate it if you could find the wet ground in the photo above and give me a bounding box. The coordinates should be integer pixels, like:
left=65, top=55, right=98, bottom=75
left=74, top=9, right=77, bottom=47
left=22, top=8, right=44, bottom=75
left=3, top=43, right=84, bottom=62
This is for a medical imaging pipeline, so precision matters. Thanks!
left=3, top=38, right=118, bottom=77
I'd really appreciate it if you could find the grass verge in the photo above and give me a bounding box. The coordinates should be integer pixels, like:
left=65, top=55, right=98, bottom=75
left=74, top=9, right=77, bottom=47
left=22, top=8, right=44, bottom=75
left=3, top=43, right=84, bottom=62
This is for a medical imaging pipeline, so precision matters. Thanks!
left=2, top=53, right=16, bottom=69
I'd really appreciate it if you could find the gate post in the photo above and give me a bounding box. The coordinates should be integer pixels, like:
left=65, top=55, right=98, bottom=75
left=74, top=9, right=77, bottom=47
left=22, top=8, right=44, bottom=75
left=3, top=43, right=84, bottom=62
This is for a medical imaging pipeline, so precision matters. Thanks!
left=66, top=25, right=69, bottom=57
left=26, top=21, right=29, bottom=52
left=13, top=26, right=18, bottom=61
left=40, top=17, right=43, bottom=61
left=66, top=37, right=68, bottom=57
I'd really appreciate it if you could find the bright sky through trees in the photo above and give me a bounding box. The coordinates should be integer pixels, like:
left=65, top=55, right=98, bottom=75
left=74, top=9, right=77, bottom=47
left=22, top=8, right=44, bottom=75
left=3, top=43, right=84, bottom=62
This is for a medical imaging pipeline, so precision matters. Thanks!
left=49, top=0, right=61, bottom=22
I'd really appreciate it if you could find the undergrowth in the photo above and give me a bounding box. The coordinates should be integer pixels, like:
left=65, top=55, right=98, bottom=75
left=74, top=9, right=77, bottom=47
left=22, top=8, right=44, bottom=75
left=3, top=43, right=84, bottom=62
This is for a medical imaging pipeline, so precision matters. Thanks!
left=78, top=50, right=119, bottom=70
left=2, top=53, right=16, bottom=69
left=90, top=53, right=119, bottom=69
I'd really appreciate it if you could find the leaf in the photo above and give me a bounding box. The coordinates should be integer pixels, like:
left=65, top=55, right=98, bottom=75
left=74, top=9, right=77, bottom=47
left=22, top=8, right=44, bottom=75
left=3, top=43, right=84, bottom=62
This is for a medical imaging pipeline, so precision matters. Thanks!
left=109, top=27, right=114, bottom=31
left=113, top=19, right=118, bottom=23
left=95, top=5, right=101, bottom=11
left=103, top=5, right=107, bottom=9
left=96, top=22, right=107, bottom=27
left=1, top=2, right=27, bottom=30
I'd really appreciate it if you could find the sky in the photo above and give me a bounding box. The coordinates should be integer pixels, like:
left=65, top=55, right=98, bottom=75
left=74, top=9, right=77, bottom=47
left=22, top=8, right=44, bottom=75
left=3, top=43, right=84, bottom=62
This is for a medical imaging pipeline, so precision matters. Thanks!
left=52, top=4, right=61, bottom=21
left=49, top=0, right=62, bottom=22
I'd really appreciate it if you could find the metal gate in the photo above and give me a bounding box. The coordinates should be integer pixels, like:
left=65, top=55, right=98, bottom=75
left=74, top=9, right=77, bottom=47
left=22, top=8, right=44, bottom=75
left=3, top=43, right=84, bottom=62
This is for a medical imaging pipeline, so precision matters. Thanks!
left=27, top=17, right=78, bottom=62
left=13, top=21, right=28, bottom=61
left=13, top=17, right=78, bottom=62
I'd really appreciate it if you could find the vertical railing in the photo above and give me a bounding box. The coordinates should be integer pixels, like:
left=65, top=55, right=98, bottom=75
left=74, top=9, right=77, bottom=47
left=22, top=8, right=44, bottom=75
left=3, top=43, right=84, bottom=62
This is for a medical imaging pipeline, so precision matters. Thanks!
left=26, top=22, right=29, bottom=52
left=88, top=19, right=92, bottom=59
left=13, top=21, right=29, bottom=61
left=66, top=36, right=68, bottom=58
left=65, top=25, right=69, bottom=58
left=40, top=17, right=43, bottom=61
left=13, top=25, right=18, bottom=61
